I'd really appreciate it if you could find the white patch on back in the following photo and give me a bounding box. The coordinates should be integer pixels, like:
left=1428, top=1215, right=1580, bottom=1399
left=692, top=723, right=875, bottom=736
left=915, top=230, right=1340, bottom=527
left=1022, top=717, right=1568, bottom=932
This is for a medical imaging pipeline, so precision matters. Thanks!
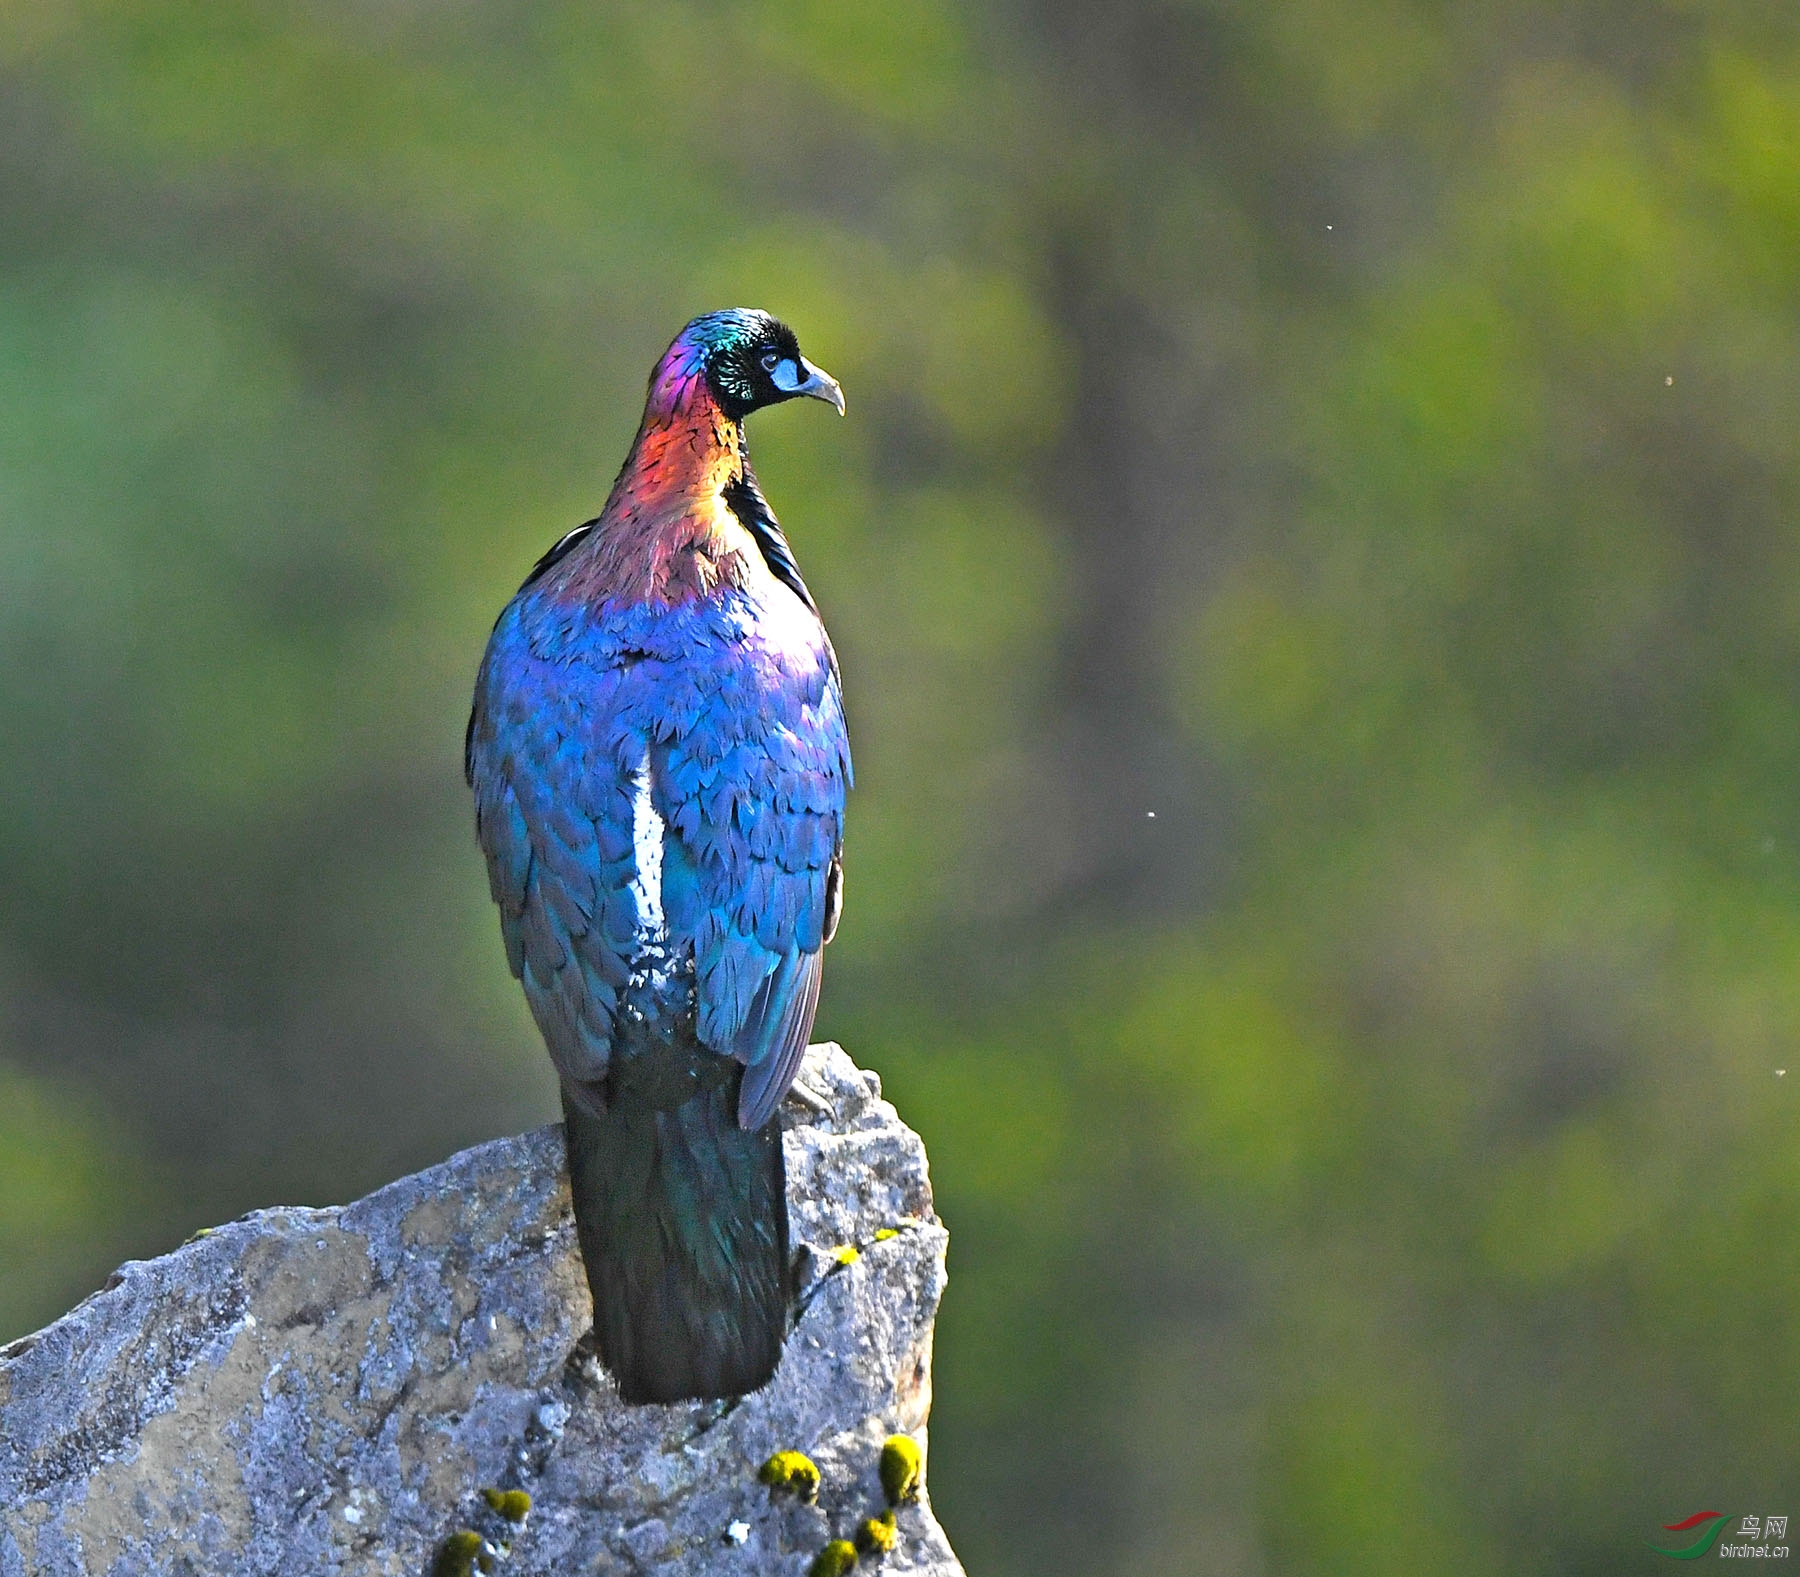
left=629, top=748, right=666, bottom=941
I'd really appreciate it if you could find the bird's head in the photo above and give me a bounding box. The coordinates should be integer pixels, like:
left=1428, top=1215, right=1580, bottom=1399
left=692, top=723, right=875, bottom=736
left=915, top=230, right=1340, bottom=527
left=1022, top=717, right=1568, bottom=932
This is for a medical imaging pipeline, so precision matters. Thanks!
left=656, top=309, right=845, bottom=422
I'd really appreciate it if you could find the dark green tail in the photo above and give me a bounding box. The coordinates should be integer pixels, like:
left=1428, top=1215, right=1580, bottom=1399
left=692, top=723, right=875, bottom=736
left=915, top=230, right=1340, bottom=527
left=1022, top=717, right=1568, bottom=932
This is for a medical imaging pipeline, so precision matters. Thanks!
left=560, top=1065, right=790, bottom=1403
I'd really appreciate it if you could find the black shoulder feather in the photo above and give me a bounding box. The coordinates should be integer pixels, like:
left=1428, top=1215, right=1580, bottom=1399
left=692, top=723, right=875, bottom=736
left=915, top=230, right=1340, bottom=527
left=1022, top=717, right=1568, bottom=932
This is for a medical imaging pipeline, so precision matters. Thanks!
left=519, top=518, right=599, bottom=592
left=723, top=472, right=816, bottom=613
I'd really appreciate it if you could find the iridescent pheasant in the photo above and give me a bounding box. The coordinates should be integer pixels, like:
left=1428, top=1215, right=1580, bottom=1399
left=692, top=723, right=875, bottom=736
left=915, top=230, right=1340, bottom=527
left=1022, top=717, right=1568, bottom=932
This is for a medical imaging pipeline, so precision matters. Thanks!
left=466, top=311, right=850, bottom=1402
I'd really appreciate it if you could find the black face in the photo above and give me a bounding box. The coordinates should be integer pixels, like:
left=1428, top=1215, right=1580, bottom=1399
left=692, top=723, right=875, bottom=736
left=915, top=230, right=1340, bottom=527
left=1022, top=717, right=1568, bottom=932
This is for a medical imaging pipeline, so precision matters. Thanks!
left=701, top=314, right=809, bottom=419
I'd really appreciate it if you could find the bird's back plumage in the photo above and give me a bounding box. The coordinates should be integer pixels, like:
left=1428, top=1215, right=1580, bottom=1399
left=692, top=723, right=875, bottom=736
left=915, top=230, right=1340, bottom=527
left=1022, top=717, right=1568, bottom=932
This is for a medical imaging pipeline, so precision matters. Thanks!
left=467, top=311, right=849, bottom=1402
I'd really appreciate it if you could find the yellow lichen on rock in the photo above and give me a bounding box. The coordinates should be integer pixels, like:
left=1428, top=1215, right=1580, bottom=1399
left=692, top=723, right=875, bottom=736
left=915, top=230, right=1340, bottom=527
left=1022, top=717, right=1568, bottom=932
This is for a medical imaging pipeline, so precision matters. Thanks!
left=809, top=1537, right=859, bottom=1576
left=758, top=1448, right=821, bottom=1500
left=480, top=1487, right=532, bottom=1523
left=856, top=1509, right=898, bottom=1554
left=879, top=1434, right=922, bottom=1506
left=431, top=1529, right=487, bottom=1577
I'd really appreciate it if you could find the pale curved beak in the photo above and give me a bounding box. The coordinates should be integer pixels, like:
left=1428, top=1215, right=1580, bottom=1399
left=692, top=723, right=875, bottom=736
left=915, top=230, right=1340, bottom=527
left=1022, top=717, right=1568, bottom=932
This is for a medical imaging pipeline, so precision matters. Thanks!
left=775, top=356, right=846, bottom=415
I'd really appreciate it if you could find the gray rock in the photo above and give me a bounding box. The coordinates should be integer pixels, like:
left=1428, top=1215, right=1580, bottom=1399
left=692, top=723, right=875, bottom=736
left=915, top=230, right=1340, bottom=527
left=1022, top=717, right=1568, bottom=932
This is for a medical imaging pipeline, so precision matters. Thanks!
left=0, top=1045, right=962, bottom=1577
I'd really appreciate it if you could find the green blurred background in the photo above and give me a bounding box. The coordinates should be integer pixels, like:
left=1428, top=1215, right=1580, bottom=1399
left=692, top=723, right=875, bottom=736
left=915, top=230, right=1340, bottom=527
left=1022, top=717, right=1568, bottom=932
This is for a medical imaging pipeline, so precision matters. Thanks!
left=3, top=2, right=1798, bottom=1571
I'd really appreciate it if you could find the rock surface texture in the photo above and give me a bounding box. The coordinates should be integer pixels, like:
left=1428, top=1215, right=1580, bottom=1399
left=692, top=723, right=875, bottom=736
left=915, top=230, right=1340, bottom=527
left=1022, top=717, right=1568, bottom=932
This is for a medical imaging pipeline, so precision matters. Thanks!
left=0, top=1044, right=962, bottom=1577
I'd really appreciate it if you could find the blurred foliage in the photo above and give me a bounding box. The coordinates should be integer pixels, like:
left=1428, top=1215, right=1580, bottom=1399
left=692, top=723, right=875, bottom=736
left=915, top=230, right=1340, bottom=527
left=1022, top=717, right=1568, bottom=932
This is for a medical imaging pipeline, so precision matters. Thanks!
left=0, top=1057, right=152, bottom=1340
left=2, top=2, right=1798, bottom=1572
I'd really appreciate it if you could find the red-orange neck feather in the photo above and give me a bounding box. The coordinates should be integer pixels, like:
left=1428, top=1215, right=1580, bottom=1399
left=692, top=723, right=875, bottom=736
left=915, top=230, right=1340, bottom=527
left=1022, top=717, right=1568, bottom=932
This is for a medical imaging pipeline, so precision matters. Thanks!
left=562, top=353, right=759, bottom=608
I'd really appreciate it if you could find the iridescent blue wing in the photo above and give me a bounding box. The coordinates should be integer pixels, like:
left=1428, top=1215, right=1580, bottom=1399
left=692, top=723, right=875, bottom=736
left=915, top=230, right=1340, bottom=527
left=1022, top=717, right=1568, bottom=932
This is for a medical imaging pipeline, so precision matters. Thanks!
left=466, top=599, right=644, bottom=1106
left=732, top=946, right=824, bottom=1128
left=650, top=590, right=851, bottom=1128
left=471, top=584, right=848, bottom=1129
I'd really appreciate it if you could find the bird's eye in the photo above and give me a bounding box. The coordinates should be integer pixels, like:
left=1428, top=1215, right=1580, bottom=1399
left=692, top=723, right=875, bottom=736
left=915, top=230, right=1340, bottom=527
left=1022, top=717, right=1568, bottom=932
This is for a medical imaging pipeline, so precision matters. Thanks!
left=759, top=349, right=780, bottom=373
